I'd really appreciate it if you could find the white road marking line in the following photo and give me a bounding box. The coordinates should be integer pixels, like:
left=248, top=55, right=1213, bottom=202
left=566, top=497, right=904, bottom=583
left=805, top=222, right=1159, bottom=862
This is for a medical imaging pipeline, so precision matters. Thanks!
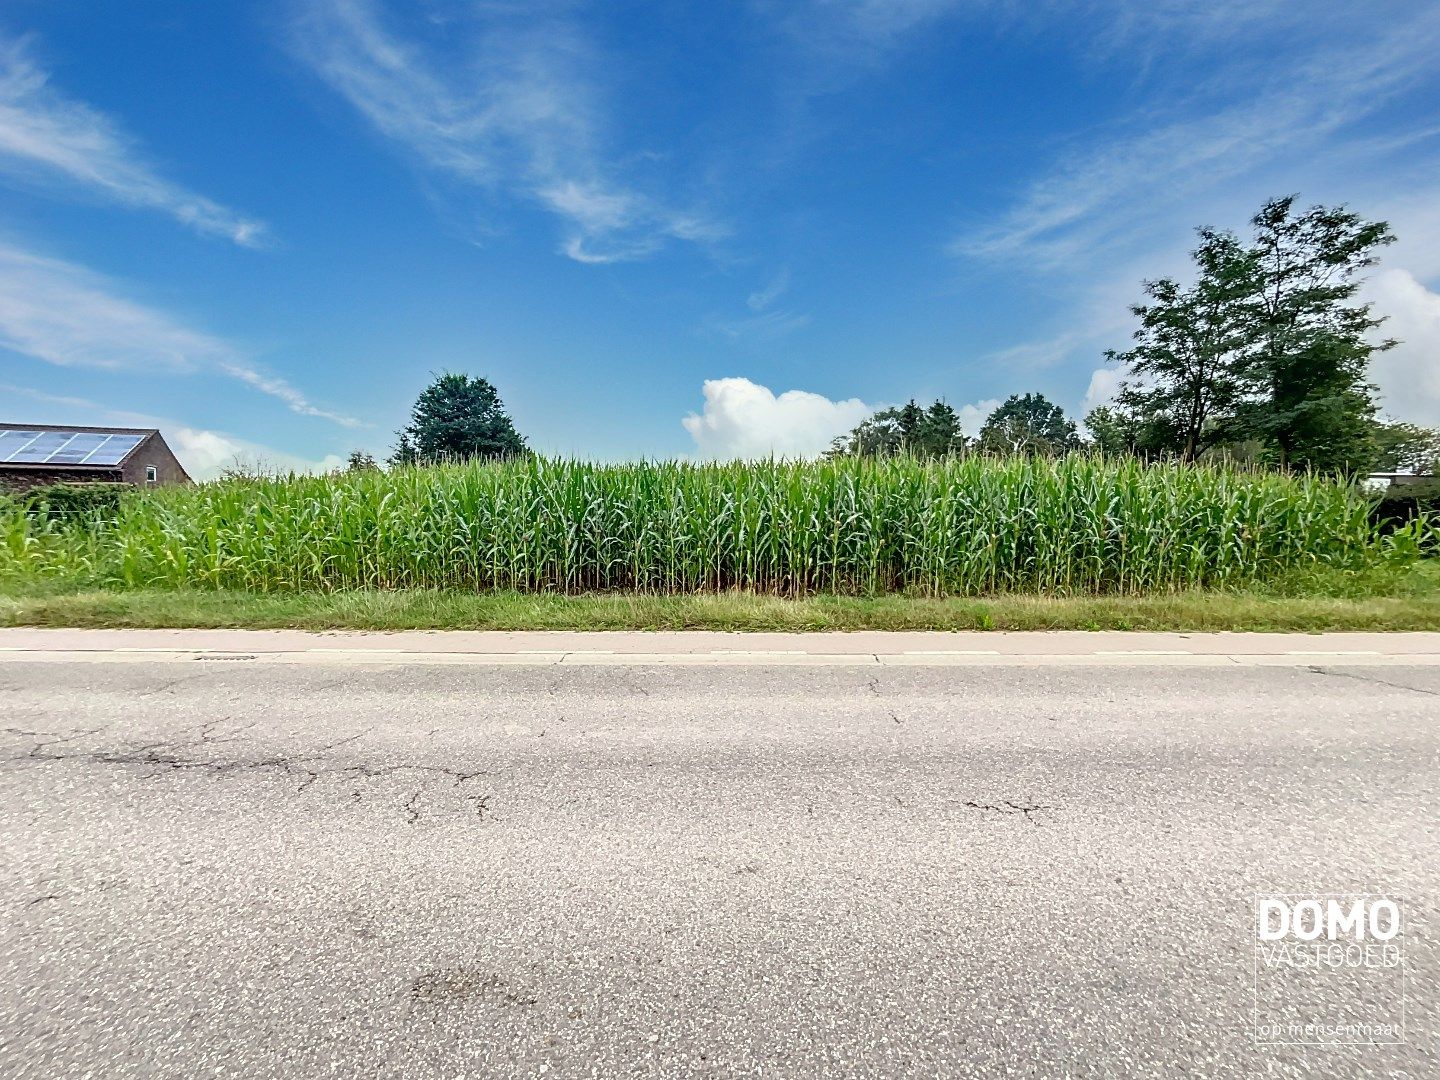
left=1283, top=650, right=1383, bottom=656
left=306, top=647, right=411, bottom=653
left=902, top=650, right=1001, bottom=655
left=1094, top=650, right=1193, bottom=655
left=710, top=650, right=809, bottom=655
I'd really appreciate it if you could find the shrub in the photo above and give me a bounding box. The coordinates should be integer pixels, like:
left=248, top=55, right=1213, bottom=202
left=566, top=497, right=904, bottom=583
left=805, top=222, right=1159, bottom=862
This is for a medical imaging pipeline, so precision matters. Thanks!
left=1370, top=478, right=1440, bottom=534
left=21, top=482, right=130, bottom=523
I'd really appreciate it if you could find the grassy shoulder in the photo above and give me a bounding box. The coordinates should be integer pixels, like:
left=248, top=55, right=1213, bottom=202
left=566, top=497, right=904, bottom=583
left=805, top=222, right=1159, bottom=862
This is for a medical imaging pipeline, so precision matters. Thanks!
left=3, top=567, right=1439, bottom=632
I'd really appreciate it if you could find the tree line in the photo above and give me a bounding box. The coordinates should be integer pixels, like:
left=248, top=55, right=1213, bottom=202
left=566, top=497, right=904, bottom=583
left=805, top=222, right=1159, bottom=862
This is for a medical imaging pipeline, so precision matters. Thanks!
left=824, top=393, right=1082, bottom=459
left=342, top=195, right=1433, bottom=478
left=826, top=196, right=1437, bottom=476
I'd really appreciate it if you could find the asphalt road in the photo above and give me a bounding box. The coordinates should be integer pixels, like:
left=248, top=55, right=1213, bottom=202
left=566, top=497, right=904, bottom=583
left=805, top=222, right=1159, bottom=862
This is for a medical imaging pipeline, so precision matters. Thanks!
left=1, top=634, right=1438, bottom=1078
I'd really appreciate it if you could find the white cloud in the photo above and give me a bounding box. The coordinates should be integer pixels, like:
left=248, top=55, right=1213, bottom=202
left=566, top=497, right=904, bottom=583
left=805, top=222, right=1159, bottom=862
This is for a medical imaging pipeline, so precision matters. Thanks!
left=1375, top=188, right=1440, bottom=282
left=0, top=381, right=103, bottom=412
left=1368, top=268, right=1440, bottom=427
left=943, top=5, right=1440, bottom=426
left=955, top=12, right=1440, bottom=268
left=984, top=331, right=1090, bottom=370
left=957, top=397, right=1000, bottom=435
left=747, top=268, right=791, bottom=312
left=703, top=269, right=808, bottom=341
left=769, top=0, right=1333, bottom=82
left=0, top=241, right=359, bottom=427
left=290, top=0, right=719, bottom=263
left=1037, top=267, right=1440, bottom=429
left=682, top=377, right=871, bottom=459
left=0, top=33, right=267, bottom=246
left=167, top=426, right=346, bottom=479
left=762, top=0, right=963, bottom=75
left=706, top=308, right=812, bottom=341
left=0, top=383, right=344, bottom=479
left=1081, top=367, right=1124, bottom=414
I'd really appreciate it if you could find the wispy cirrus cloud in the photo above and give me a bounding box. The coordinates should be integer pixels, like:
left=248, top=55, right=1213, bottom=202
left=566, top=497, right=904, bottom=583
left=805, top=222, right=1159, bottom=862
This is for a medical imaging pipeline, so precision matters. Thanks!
left=0, top=32, right=267, bottom=246
left=0, top=241, right=359, bottom=427
left=955, top=11, right=1440, bottom=267
left=940, top=3, right=1440, bottom=423
left=707, top=308, right=813, bottom=342
left=703, top=267, right=811, bottom=341
left=762, top=0, right=1349, bottom=75
left=289, top=0, right=721, bottom=264
left=747, top=267, right=791, bottom=312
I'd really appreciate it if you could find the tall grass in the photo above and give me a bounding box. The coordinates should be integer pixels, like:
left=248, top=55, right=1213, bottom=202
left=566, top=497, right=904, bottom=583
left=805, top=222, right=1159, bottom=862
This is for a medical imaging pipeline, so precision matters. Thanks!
left=0, top=456, right=1380, bottom=596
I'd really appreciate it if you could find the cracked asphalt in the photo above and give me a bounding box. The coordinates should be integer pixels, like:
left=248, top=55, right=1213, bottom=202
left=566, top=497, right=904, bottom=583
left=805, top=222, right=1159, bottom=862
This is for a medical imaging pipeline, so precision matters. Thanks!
left=1, top=657, right=1438, bottom=1078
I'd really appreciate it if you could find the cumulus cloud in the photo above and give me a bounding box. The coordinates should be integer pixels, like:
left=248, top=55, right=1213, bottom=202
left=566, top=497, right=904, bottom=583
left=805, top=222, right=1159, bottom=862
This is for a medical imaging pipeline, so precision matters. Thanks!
left=0, top=240, right=359, bottom=427
left=167, top=426, right=346, bottom=479
left=1368, top=267, right=1440, bottom=426
left=682, top=377, right=872, bottom=459
left=1081, top=367, right=1124, bottom=414
left=0, top=33, right=267, bottom=246
left=957, top=398, right=1001, bottom=435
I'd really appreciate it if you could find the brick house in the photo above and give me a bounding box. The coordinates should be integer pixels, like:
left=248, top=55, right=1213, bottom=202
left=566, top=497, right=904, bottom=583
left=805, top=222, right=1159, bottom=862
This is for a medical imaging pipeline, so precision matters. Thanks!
left=0, top=424, right=192, bottom=492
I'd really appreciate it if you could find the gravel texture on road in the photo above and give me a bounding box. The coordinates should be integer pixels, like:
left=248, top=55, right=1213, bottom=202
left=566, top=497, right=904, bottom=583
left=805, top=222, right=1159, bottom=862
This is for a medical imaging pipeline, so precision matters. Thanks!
left=2, top=653, right=1436, bottom=1078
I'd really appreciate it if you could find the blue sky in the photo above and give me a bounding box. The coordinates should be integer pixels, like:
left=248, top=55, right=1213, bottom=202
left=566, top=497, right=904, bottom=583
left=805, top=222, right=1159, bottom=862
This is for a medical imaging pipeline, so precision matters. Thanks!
left=2, top=1, right=1439, bottom=475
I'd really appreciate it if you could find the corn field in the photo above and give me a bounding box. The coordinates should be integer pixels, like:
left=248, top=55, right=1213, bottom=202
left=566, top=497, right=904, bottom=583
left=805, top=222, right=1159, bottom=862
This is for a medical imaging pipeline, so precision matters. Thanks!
left=2, top=456, right=1378, bottom=596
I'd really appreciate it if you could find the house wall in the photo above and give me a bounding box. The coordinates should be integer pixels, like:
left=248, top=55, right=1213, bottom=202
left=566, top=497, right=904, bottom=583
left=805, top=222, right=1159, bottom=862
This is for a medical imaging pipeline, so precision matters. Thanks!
left=0, top=431, right=191, bottom=491
left=118, top=433, right=191, bottom=486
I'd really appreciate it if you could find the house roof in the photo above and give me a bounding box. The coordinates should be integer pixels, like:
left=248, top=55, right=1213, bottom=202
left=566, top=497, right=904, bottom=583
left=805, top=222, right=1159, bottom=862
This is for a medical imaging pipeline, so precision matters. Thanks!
left=0, top=424, right=159, bottom=471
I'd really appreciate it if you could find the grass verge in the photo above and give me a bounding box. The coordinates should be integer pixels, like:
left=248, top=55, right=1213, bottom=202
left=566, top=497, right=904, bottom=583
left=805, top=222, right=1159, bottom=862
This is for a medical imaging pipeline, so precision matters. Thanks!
left=3, top=579, right=1439, bottom=632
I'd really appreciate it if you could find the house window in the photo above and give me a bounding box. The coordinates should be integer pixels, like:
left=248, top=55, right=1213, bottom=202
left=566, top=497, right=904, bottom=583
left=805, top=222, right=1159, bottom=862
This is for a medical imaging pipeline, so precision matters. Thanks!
left=145, top=465, right=158, bottom=484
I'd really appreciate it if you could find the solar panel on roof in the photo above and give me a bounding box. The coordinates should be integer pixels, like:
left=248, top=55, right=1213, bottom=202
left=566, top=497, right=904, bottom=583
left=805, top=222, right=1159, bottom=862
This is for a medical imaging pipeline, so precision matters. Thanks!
left=0, top=431, right=42, bottom=462
left=0, top=429, right=144, bottom=466
left=18, top=433, right=72, bottom=458
left=48, top=433, right=114, bottom=464
left=83, top=434, right=143, bottom=465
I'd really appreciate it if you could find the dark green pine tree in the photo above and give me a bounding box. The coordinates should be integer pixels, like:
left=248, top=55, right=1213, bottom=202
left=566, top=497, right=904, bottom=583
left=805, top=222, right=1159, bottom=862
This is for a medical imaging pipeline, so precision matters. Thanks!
left=895, top=400, right=927, bottom=452
left=919, top=400, right=966, bottom=456
left=393, top=373, right=529, bottom=465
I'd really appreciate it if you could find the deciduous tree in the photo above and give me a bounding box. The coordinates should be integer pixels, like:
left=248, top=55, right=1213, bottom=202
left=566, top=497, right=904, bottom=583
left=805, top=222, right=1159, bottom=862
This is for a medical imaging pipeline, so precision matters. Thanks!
left=977, top=393, right=1080, bottom=456
left=1106, top=230, right=1257, bottom=461
left=1371, top=420, right=1440, bottom=474
left=826, top=398, right=969, bottom=459
left=1233, top=196, right=1394, bottom=474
